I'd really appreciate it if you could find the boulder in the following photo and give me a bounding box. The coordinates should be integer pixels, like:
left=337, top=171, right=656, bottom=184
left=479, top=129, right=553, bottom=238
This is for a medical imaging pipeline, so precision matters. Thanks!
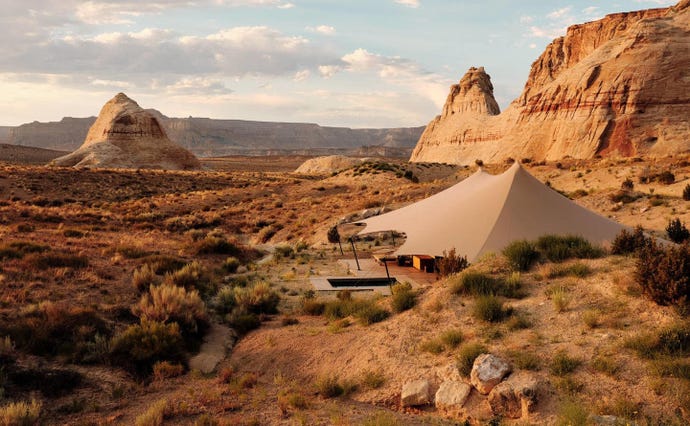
left=487, top=372, right=540, bottom=419
left=470, top=354, right=511, bottom=395
left=401, top=379, right=431, bottom=407
left=435, top=381, right=472, bottom=410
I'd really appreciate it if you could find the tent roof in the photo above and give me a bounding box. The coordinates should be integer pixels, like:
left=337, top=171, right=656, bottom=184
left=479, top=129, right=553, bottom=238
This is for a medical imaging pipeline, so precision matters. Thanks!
left=357, top=162, right=626, bottom=261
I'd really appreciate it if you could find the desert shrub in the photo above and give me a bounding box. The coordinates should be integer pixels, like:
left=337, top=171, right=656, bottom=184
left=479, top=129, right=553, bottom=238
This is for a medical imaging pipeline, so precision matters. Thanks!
left=0, top=242, right=49, bottom=260
left=116, top=245, right=149, bottom=259
left=63, top=229, right=85, bottom=238
left=582, top=309, right=600, bottom=329
left=210, top=286, right=236, bottom=315
left=507, top=313, right=533, bottom=330
left=152, top=361, right=184, bottom=381
left=0, top=399, right=41, bottom=426
left=281, top=316, right=298, bottom=326
left=233, top=282, right=280, bottom=315
left=456, top=343, right=487, bottom=376
left=258, top=225, right=278, bottom=243
left=391, top=282, right=416, bottom=313
left=195, top=236, right=240, bottom=256
left=659, top=170, right=675, bottom=185
left=451, top=271, right=500, bottom=296
left=611, top=226, right=651, bottom=255
left=592, top=356, right=619, bottom=376
left=27, top=252, right=88, bottom=269
left=550, top=352, right=581, bottom=376
left=621, top=178, right=634, bottom=191
left=135, top=398, right=167, bottom=426
left=550, top=286, right=571, bottom=313
left=626, top=323, right=690, bottom=359
left=164, top=261, right=215, bottom=297
left=8, top=303, right=109, bottom=358
left=509, top=351, right=540, bottom=370
left=440, top=329, right=463, bottom=348
left=556, top=400, right=588, bottom=426
left=683, top=184, right=690, bottom=201
left=110, top=321, right=184, bottom=376
left=142, top=255, right=188, bottom=275
left=301, top=298, right=326, bottom=316
left=609, top=190, right=641, bottom=204
left=133, top=264, right=158, bottom=292
left=536, top=235, right=604, bottom=262
left=473, top=295, right=511, bottom=322
left=503, top=240, right=538, bottom=271
left=225, top=311, right=261, bottom=335
left=546, top=262, right=592, bottom=279
left=419, top=339, right=445, bottom=354
left=438, top=248, right=469, bottom=276
left=135, top=284, right=208, bottom=338
left=666, top=218, right=690, bottom=243
left=635, top=240, right=690, bottom=306
left=273, top=245, right=294, bottom=259
left=222, top=257, right=240, bottom=273
left=360, top=370, right=385, bottom=389
left=315, top=375, right=356, bottom=398
left=354, top=304, right=390, bottom=325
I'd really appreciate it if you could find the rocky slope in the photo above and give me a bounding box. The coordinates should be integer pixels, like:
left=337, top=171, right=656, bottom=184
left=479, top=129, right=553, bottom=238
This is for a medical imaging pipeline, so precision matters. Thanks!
left=50, top=93, right=201, bottom=170
left=8, top=115, right=423, bottom=158
left=411, top=0, right=690, bottom=164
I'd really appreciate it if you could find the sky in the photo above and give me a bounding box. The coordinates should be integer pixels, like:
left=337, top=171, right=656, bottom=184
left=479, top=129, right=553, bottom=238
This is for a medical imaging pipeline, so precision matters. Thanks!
left=0, top=0, right=678, bottom=128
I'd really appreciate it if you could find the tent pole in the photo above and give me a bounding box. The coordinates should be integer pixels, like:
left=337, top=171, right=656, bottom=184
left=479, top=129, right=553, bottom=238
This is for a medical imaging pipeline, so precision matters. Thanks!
left=350, top=238, right=361, bottom=271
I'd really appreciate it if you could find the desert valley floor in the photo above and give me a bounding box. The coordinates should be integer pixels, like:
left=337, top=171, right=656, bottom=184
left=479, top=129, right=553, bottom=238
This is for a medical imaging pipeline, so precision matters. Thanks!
left=2, top=154, right=690, bottom=425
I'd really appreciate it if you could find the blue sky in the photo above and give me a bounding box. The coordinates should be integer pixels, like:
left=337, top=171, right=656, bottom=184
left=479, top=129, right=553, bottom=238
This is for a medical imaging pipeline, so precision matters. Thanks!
left=0, top=0, right=677, bottom=127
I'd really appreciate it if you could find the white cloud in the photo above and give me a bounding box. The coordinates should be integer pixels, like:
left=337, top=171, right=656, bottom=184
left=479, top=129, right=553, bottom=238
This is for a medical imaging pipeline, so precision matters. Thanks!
left=582, top=6, right=599, bottom=15
left=318, top=65, right=340, bottom=78
left=547, top=6, right=572, bottom=20
left=306, top=25, right=336, bottom=35
left=394, top=0, right=420, bottom=8
left=293, top=70, right=310, bottom=81
left=519, top=15, right=533, bottom=24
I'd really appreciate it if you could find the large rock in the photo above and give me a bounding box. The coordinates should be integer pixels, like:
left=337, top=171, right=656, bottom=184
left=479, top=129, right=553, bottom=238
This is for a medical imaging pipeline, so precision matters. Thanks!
left=435, top=381, right=472, bottom=410
left=487, top=372, right=540, bottom=419
left=411, top=1, right=690, bottom=164
left=294, top=155, right=367, bottom=175
left=50, top=93, right=201, bottom=170
left=470, top=354, right=511, bottom=395
left=401, top=379, right=431, bottom=407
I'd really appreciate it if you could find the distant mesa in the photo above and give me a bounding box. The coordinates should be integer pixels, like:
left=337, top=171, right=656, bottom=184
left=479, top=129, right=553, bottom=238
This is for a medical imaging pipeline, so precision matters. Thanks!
left=50, top=93, right=202, bottom=170
left=411, top=0, right=690, bottom=164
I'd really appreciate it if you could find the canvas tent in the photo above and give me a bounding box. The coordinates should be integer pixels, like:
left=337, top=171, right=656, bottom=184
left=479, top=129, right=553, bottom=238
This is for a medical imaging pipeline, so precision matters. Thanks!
left=356, top=162, right=626, bottom=261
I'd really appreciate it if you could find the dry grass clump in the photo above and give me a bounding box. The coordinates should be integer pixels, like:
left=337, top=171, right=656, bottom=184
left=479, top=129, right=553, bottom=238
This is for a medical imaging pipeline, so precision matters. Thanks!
left=536, top=235, right=604, bottom=263
left=456, top=343, right=487, bottom=376
left=450, top=270, right=522, bottom=298
left=152, top=361, right=185, bottom=382
left=0, top=241, right=48, bottom=260
left=322, top=295, right=389, bottom=326
left=360, top=369, right=385, bottom=389
left=133, top=264, right=158, bottom=292
left=473, top=295, right=512, bottom=322
left=503, top=240, right=539, bottom=271
left=390, top=282, right=416, bottom=313
left=141, top=255, right=188, bottom=275
left=135, top=398, right=168, bottom=426
left=550, top=351, right=581, bottom=376
left=548, top=285, right=571, bottom=313
left=315, top=374, right=357, bottom=398
left=27, top=252, right=89, bottom=269
left=545, top=262, right=592, bottom=279
left=0, top=399, right=42, bottom=425
left=163, top=261, right=216, bottom=297
left=420, top=329, right=464, bottom=354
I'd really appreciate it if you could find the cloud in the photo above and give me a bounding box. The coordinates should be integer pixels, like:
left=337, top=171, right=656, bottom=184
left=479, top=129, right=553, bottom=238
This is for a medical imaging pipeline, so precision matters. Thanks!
left=519, top=15, right=534, bottom=24
left=547, top=6, right=572, bottom=20
left=293, top=70, right=310, bottom=81
left=394, top=0, right=420, bottom=8
left=306, top=25, right=336, bottom=35
left=318, top=65, right=340, bottom=78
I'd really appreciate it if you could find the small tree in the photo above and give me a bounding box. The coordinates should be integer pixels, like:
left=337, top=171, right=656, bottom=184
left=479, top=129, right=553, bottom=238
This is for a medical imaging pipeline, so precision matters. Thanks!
left=666, top=218, right=690, bottom=244
left=327, top=226, right=343, bottom=255
left=438, top=248, right=469, bottom=276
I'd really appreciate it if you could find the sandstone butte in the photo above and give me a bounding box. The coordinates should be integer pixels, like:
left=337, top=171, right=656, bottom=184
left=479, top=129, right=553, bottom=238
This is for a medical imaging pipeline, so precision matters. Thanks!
left=50, top=93, right=201, bottom=170
left=411, top=0, right=690, bottom=165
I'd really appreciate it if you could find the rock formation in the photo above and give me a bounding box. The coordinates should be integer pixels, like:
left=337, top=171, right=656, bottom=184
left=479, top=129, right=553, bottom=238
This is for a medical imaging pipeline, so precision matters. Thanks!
left=411, top=1, right=690, bottom=164
left=50, top=93, right=201, bottom=170
left=294, top=155, right=371, bottom=175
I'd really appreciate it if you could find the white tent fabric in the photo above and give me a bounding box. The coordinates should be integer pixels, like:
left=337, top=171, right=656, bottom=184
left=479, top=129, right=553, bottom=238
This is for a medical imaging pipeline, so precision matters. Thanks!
left=357, top=162, right=626, bottom=261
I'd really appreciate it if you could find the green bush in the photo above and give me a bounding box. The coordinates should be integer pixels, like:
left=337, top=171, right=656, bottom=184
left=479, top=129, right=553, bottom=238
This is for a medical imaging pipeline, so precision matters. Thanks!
left=666, top=218, right=690, bottom=244
left=274, top=245, right=294, bottom=259
left=556, top=400, right=588, bottom=426
left=354, top=304, right=390, bottom=326
left=225, top=311, right=261, bottom=335
left=611, top=226, right=651, bottom=255
left=635, top=240, right=690, bottom=306
left=438, top=248, right=469, bottom=276
left=473, top=295, right=511, bottom=322
left=536, top=235, right=603, bottom=262
left=550, top=352, right=581, bottom=376
left=195, top=236, right=240, bottom=256
left=440, top=329, right=463, bottom=348
left=456, top=343, right=487, bottom=376
left=625, top=323, right=690, bottom=359
left=233, top=282, right=280, bottom=315
left=503, top=240, right=538, bottom=271
left=211, top=286, right=236, bottom=315
left=391, top=283, right=416, bottom=313
left=451, top=271, right=500, bottom=296
left=316, top=375, right=345, bottom=398
left=109, top=321, right=185, bottom=376
left=419, top=339, right=445, bottom=354
left=164, top=261, right=216, bottom=297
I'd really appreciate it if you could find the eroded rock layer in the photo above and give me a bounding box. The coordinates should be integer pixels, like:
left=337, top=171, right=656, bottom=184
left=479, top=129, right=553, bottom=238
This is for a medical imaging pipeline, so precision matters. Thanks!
left=50, top=93, right=201, bottom=170
left=411, top=1, right=690, bottom=164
